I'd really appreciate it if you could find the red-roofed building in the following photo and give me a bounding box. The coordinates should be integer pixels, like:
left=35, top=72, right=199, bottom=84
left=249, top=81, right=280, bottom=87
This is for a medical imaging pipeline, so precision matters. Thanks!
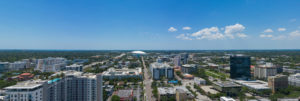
left=18, top=73, right=34, bottom=81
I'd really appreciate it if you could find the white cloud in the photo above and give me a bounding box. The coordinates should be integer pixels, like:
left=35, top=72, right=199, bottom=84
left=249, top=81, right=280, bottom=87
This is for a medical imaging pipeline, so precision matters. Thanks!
left=177, top=23, right=247, bottom=40
left=176, top=34, right=192, bottom=40
left=260, top=30, right=300, bottom=40
left=289, top=30, right=300, bottom=37
left=168, top=27, right=177, bottom=32
left=224, top=23, right=246, bottom=39
left=259, top=34, right=286, bottom=40
left=263, top=28, right=273, bottom=33
left=278, top=28, right=286, bottom=32
left=182, top=26, right=191, bottom=30
left=237, top=33, right=247, bottom=38
left=260, top=34, right=273, bottom=38
left=272, top=35, right=286, bottom=40
left=190, top=27, right=225, bottom=40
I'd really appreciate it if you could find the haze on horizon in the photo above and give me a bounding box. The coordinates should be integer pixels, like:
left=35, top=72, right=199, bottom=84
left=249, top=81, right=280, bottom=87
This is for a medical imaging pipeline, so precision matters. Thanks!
left=0, top=0, right=300, bottom=50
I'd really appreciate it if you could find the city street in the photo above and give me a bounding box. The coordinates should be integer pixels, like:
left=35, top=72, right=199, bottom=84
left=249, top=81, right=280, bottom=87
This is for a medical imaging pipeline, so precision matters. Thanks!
left=141, top=57, right=155, bottom=101
left=175, top=72, right=211, bottom=101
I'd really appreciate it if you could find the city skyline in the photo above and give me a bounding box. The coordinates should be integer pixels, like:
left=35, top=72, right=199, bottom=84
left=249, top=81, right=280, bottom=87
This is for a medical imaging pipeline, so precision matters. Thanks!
left=0, top=0, right=300, bottom=50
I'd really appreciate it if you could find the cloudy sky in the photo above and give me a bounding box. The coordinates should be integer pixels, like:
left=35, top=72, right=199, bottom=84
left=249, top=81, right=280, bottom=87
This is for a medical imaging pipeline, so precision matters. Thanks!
left=0, top=0, right=300, bottom=50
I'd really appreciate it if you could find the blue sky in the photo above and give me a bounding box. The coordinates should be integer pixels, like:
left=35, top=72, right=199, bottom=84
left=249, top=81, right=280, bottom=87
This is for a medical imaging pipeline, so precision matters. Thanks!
left=0, top=0, right=300, bottom=50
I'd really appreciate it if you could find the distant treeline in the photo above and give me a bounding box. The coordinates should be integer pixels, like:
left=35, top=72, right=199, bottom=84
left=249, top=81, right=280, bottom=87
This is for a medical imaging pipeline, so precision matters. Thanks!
left=1, top=49, right=300, bottom=62
left=0, top=50, right=121, bottom=62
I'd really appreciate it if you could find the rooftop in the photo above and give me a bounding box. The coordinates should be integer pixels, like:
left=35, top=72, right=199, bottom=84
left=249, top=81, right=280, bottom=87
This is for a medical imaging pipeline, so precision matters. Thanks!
left=234, top=80, right=270, bottom=90
left=52, top=70, right=96, bottom=78
left=5, top=79, right=46, bottom=90
left=66, top=64, right=83, bottom=68
left=258, top=63, right=277, bottom=68
left=214, top=81, right=241, bottom=88
left=220, top=96, right=236, bottom=101
left=182, top=64, right=196, bottom=68
left=289, top=73, right=300, bottom=79
left=116, top=89, right=133, bottom=98
left=103, top=67, right=142, bottom=76
left=158, top=87, right=175, bottom=95
left=20, top=73, right=33, bottom=76
left=150, top=62, right=172, bottom=69
left=131, top=51, right=146, bottom=55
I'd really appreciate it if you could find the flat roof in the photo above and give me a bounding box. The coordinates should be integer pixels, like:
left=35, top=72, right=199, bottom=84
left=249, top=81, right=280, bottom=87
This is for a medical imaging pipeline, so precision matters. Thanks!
left=214, top=81, right=241, bottom=88
left=221, top=96, right=236, bottom=101
left=234, top=80, right=270, bottom=90
left=182, top=64, right=196, bottom=68
left=117, top=89, right=133, bottom=97
left=158, top=87, right=175, bottom=95
left=151, top=62, right=172, bottom=68
left=5, top=80, right=45, bottom=90
left=66, top=64, right=83, bottom=67
left=102, top=68, right=142, bottom=76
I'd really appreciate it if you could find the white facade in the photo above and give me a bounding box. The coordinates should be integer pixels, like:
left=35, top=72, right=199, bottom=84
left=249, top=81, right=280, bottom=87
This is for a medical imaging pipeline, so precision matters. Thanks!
left=288, top=73, right=300, bottom=87
left=47, top=71, right=102, bottom=101
left=234, top=80, right=270, bottom=91
left=4, top=80, right=46, bottom=101
left=173, top=55, right=181, bottom=66
left=65, top=64, right=83, bottom=72
left=220, top=96, right=236, bottom=101
left=35, top=57, right=67, bottom=72
left=194, top=77, right=206, bottom=85
left=102, top=67, right=142, bottom=79
left=150, top=62, right=174, bottom=80
left=5, top=71, right=103, bottom=101
left=254, top=63, right=277, bottom=79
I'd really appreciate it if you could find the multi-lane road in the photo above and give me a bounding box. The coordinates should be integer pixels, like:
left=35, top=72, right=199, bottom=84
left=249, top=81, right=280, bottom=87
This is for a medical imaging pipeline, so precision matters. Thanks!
left=141, top=56, right=155, bottom=101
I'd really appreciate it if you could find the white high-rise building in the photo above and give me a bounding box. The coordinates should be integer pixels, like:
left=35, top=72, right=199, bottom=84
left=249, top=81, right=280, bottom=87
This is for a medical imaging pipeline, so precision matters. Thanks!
left=5, top=71, right=103, bottom=101
left=9, top=61, right=28, bottom=71
left=46, top=71, right=102, bottom=101
left=150, top=62, right=174, bottom=80
left=173, top=55, right=181, bottom=67
left=254, top=63, right=277, bottom=79
left=288, top=73, right=300, bottom=87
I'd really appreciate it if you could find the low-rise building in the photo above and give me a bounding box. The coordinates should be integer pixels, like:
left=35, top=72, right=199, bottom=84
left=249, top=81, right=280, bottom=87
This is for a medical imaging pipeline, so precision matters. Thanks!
left=283, top=68, right=300, bottom=74
left=288, top=73, right=300, bottom=87
left=194, top=77, right=206, bottom=86
left=18, top=73, right=34, bottom=81
left=158, top=87, right=176, bottom=101
left=220, top=96, right=236, bottom=101
left=213, top=81, right=241, bottom=96
left=65, top=64, right=83, bottom=71
left=183, top=74, right=194, bottom=79
left=268, top=75, right=288, bottom=93
left=115, top=89, right=133, bottom=101
left=277, top=98, right=299, bottom=101
left=102, top=67, right=142, bottom=79
left=234, top=80, right=270, bottom=92
left=175, top=86, right=194, bottom=101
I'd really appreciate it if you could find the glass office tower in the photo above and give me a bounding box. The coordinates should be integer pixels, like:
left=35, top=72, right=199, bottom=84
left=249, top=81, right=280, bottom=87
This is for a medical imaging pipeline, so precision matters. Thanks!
left=230, top=55, right=251, bottom=80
